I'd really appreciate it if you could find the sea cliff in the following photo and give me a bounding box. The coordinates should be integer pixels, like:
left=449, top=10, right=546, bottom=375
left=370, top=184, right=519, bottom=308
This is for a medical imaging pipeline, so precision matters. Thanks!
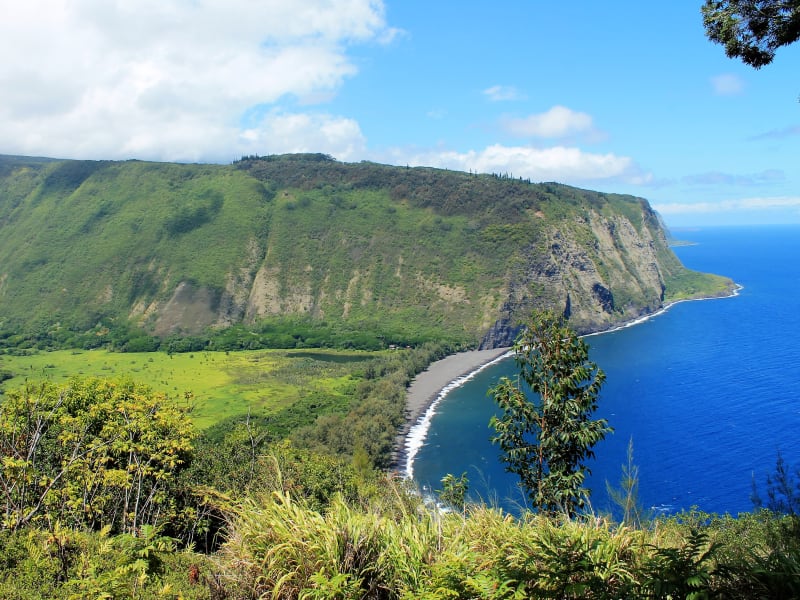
left=0, top=153, right=733, bottom=349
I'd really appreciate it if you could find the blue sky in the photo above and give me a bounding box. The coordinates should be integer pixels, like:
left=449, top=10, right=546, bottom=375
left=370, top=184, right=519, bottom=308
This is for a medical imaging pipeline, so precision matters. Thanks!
left=1, top=1, right=798, bottom=227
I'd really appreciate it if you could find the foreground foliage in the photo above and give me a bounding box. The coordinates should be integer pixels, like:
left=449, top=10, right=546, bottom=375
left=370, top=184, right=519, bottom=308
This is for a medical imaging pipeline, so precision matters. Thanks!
left=1, top=367, right=798, bottom=597
left=490, top=310, right=612, bottom=516
left=702, top=0, right=800, bottom=68
left=206, top=491, right=800, bottom=599
left=0, top=525, right=214, bottom=599
left=0, top=407, right=799, bottom=597
left=0, top=377, right=194, bottom=534
left=4, top=484, right=794, bottom=599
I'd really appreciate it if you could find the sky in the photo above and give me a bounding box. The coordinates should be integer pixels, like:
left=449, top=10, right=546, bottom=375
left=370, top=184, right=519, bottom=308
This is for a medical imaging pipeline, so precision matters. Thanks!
left=1, top=1, right=798, bottom=227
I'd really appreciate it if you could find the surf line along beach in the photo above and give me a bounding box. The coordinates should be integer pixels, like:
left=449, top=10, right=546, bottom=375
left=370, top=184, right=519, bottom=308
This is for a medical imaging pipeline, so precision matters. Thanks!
left=393, top=347, right=511, bottom=479
left=391, top=287, right=742, bottom=481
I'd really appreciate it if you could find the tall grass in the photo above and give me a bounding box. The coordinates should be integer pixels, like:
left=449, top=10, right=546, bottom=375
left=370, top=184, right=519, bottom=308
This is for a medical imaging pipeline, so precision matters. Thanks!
left=215, top=476, right=768, bottom=599
left=0, top=436, right=797, bottom=598
left=218, top=480, right=444, bottom=599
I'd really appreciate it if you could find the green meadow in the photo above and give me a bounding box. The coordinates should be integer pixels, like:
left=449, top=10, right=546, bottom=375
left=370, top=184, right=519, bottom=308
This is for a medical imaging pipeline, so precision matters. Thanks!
left=0, top=348, right=379, bottom=430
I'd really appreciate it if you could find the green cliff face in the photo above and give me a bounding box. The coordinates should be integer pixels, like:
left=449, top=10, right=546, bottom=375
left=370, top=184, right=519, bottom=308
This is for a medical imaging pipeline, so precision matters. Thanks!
left=0, top=154, right=732, bottom=348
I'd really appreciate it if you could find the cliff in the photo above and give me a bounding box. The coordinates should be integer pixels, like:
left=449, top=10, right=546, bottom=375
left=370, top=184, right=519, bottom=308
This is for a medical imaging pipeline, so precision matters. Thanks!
left=0, top=154, right=733, bottom=349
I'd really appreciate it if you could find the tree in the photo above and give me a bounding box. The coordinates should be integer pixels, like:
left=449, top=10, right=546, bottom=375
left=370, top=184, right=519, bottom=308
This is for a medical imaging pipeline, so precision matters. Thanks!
left=751, top=450, right=800, bottom=514
left=702, top=1, right=800, bottom=68
left=0, top=377, right=194, bottom=533
left=489, top=310, right=612, bottom=516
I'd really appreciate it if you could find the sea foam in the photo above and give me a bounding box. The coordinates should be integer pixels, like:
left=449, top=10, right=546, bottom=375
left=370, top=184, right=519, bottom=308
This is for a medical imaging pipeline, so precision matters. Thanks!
left=404, top=285, right=742, bottom=482
left=403, top=350, right=511, bottom=480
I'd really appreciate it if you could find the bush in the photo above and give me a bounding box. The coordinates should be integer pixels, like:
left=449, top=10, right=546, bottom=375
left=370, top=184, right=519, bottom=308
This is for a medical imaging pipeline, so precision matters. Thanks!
left=0, top=526, right=215, bottom=599
left=0, top=377, right=195, bottom=534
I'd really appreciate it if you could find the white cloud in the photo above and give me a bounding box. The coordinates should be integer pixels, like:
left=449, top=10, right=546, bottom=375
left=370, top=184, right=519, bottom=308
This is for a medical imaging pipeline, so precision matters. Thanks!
left=396, top=144, right=648, bottom=185
left=654, top=196, right=800, bottom=215
left=0, top=0, right=389, bottom=162
left=240, top=111, right=367, bottom=161
left=711, top=74, right=745, bottom=96
left=483, top=85, right=524, bottom=102
left=500, top=106, right=595, bottom=139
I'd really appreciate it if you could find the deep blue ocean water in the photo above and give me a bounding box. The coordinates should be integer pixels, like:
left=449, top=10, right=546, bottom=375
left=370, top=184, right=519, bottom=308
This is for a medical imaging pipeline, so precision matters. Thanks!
left=411, top=225, right=800, bottom=516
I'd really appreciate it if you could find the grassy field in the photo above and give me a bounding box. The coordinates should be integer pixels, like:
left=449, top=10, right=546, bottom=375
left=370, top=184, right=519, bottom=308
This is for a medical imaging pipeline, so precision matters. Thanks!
left=0, top=348, right=380, bottom=430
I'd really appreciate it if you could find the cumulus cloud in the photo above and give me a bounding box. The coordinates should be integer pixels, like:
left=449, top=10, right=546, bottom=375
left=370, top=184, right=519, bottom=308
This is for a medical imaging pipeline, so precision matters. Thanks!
left=654, top=196, right=800, bottom=215
left=240, top=111, right=366, bottom=161
left=500, top=106, right=596, bottom=139
left=396, top=144, right=648, bottom=185
left=0, top=0, right=389, bottom=162
left=483, top=85, right=524, bottom=102
left=711, top=73, right=745, bottom=95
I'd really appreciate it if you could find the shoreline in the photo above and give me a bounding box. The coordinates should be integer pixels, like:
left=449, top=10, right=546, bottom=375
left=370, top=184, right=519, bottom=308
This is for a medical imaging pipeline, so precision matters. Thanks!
left=584, top=283, right=743, bottom=338
left=396, top=284, right=743, bottom=479
left=392, top=347, right=510, bottom=477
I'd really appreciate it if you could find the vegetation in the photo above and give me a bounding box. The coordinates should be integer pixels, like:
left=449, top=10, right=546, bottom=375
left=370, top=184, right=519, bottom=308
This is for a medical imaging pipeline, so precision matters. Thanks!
left=438, top=472, right=470, bottom=512
left=752, top=451, right=800, bottom=515
left=0, top=348, right=389, bottom=430
left=0, top=153, right=758, bottom=597
left=185, top=342, right=453, bottom=469
left=0, top=153, right=732, bottom=353
left=702, top=0, right=800, bottom=68
left=606, top=439, right=651, bottom=530
left=0, top=378, right=194, bottom=534
left=490, top=311, right=612, bottom=516
left=0, top=460, right=798, bottom=598
left=0, top=353, right=796, bottom=597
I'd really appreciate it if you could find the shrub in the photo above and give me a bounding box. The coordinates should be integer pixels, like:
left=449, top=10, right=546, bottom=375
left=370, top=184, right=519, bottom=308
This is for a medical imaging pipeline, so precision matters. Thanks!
left=0, top=377, right=194, bottom=534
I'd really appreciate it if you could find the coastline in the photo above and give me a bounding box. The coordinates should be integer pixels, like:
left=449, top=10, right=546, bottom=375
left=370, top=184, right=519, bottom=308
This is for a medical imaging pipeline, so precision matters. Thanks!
left=396, top=284, right=742, bottom=480
left=584, top=283, right=743, bottom=338
left=393, top=347, right=510, bottom=478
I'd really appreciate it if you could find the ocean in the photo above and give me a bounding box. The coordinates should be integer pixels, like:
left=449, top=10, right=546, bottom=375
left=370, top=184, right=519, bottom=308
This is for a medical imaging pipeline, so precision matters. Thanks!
left=410, top=225, right=800, bottom=516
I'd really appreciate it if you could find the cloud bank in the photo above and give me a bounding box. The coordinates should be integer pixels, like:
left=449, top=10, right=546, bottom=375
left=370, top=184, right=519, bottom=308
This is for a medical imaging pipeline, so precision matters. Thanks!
left=682, top=169, right=785, bottom=186
left=0, top=0, right=389, bottom=162
left=749, top=125, right=800, bottom=141
left=396, top=144, right=648, bottom=185
left=655, top=196, right=800, bottom=215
